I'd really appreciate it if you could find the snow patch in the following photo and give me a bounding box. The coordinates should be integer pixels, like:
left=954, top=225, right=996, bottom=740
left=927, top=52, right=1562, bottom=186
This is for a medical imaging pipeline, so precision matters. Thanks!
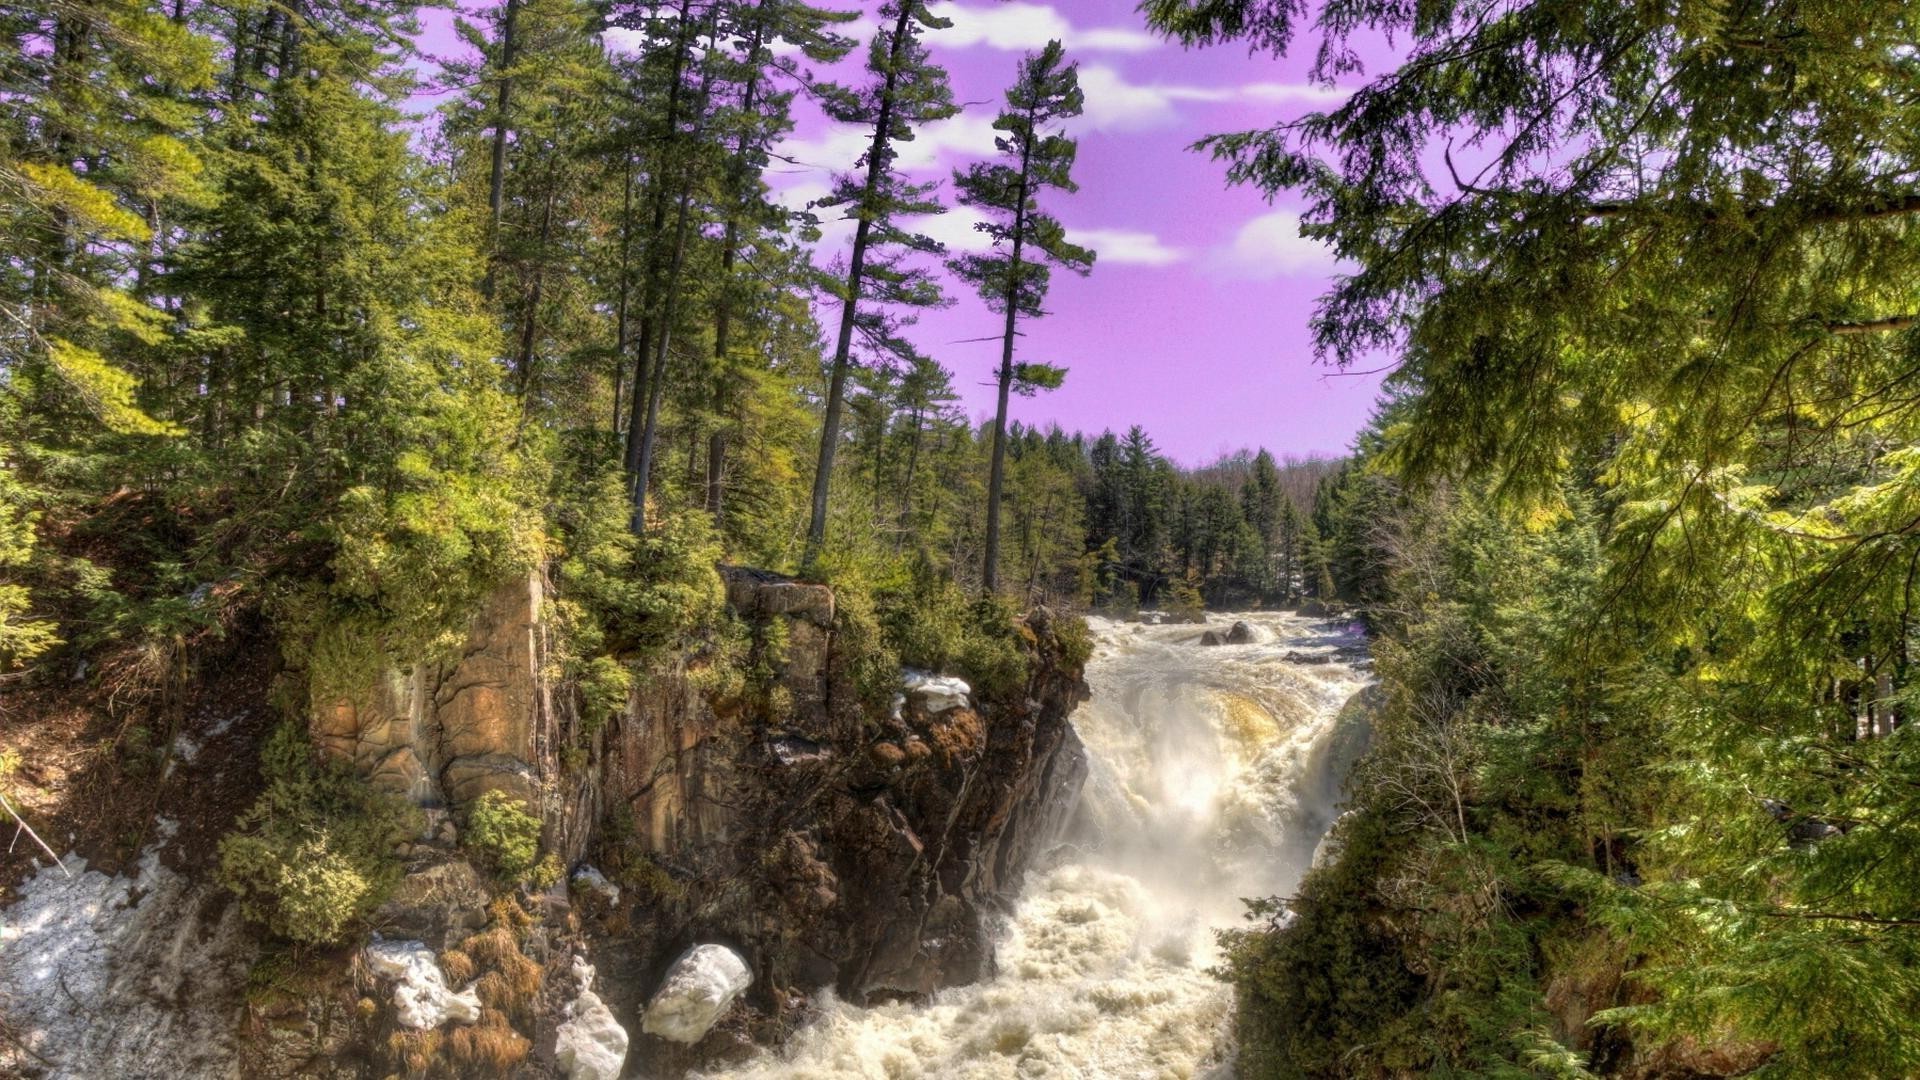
left=901, top=669, right=972, bottom=714
left=0, top=848, right=252, bottom=1078
left=641, top=943, right=752, bottom=1044
left=362, top=938, right=481, bottom=1030
left=556, top=956, right=629, bottom=1080
left=571, top=864, right=620, bottom=906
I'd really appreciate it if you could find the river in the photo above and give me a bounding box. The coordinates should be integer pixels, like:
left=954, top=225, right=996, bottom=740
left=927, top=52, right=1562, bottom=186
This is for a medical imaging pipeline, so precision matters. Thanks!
left=699, top=610, right=1374, bottom=1079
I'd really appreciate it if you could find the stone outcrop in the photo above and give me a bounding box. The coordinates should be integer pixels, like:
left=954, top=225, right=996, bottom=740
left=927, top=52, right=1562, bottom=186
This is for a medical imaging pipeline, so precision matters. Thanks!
left=599, top=570, right=1089, bottom=1025
left=307, top=563, right=1091, bottom=1076
left=310, top=570, right=552, bottom=823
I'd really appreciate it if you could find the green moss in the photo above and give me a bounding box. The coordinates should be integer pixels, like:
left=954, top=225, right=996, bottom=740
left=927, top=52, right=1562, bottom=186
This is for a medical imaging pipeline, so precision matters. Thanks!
left=217, top=723, right=413, bottom=946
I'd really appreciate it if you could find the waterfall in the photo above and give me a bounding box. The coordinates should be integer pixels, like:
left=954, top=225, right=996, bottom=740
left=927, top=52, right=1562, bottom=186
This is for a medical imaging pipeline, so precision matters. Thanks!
left=699, top=611, right=1373, bottom=1079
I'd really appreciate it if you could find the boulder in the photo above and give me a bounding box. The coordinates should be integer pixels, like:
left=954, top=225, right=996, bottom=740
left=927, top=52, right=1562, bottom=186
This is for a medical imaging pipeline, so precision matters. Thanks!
left=1197, top=630, right=1225, bottom=647
left=362, top=939, right=480, bottom=1030
left=556, top=958, right=629, bottom=1080
left=641, top=944, right=753, bottom=1044
left=720, top=565, right=835, bottom=626
left=1225, top=620, right=1261, bottom=645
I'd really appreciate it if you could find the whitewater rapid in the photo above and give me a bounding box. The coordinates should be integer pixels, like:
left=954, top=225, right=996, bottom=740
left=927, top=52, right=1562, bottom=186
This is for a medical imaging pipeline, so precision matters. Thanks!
left=701, top=611, right=1373, bottom=1079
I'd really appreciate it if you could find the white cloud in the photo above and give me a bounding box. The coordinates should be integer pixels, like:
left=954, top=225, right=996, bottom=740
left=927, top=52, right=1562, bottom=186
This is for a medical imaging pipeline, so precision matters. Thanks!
left=905, top=205, right=997, bottom=254
left=927, top=2, right=1160, bottom=54
left=1071, top=227, right=1186, bottom=267
left=1214, top=210, right=1343, bottom=279
left=777, top=112, right=1002, bottom=176
left=1073, top=64, right=1348, bottom=132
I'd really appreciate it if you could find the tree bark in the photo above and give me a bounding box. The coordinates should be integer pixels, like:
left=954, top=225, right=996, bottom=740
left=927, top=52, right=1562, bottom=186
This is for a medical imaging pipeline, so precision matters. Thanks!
left=982, top=120, right=1034, bottom=595
left=803, top=1, right=917, bottom=570
left=483, top=0, right=520, bottom=299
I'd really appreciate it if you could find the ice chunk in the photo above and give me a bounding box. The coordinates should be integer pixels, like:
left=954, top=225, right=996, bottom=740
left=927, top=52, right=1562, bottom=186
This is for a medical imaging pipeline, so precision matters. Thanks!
left=641, top=943, right=752, bottom=1044
left=363, top=939, right=481, bottom=1030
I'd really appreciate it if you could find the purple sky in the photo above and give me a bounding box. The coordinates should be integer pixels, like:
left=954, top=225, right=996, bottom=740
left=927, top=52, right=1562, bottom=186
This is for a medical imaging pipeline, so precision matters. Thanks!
left=425, top=2, right=1385, bottom=464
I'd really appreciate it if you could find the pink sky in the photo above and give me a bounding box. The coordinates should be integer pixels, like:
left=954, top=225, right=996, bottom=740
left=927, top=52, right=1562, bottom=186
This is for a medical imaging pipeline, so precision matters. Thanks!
left=424, top=1, right=1386, bottom=464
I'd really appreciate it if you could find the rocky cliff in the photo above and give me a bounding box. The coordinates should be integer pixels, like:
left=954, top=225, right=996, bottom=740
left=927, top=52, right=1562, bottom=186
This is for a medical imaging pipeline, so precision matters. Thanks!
left=0, top=565, right=1088, bottom=1078
left=276, top=565, right=1084, bottom=1077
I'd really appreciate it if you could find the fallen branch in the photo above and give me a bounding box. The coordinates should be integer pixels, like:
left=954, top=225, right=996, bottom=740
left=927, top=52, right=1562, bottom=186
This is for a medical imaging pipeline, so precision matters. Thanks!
left=0, top=792, right=70, bottom=878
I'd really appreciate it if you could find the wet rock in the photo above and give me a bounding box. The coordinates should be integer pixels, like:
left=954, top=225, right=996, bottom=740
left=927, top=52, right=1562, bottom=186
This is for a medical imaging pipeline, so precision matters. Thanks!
left=1198, top=629, right=1226, bottom=647
left=642, top=944, right=753, bottom=1044
left=556, top=957, right=629, bottom=1080
left=1225, top=621, right=1261, bottom=645
left=362, top=938, right=481, bottom=1030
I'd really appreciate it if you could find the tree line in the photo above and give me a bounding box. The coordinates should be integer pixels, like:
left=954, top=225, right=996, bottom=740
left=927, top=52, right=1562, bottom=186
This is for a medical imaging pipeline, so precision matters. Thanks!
left=1148, top=0, right=1920, bottom=1075
left=0, top=0, right=1354, bottom=690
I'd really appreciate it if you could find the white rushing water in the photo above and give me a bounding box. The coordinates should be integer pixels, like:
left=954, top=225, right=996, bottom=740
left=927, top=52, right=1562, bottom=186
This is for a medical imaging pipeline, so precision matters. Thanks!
left=701, top=610, right=1374, bottom=1080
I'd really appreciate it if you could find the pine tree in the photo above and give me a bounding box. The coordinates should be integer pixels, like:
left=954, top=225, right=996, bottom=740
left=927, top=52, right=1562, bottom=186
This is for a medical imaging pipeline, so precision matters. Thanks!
left=801, top=0, right=956, bottom=567
left=949, top=40, right=1093, bottom=594
left=1152, top=2, right=1920, bottom=1071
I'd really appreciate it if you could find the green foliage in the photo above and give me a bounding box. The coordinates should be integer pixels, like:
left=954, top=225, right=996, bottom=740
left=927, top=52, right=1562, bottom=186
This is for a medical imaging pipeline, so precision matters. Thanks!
left=465, top=790, right=544, bottom=882
left=1164, top=0, right=1920, bottom=1072
left=1052, top=610, right=1094, bottom=670
left=576, top=654, right=634, bottom=737
left=824, top=578, right=900, bottom=714
left=879, top=572, right=1036, bottom=699
left=0, top=458, right=58, bottom=670
left=555, top=473, right=725, bottom=659
left=218, top=724, right=413, bottom=946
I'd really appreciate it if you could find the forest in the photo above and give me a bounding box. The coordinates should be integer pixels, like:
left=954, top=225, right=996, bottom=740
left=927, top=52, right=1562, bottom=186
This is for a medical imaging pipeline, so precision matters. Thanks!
left=0, top=0, right=1343, bottom=679
left=8, top=0, right=1920, bottom=1077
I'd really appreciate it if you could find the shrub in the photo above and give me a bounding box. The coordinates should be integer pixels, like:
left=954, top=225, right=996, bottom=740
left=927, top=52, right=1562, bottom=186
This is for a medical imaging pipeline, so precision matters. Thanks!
left=575, top=654, right=632, bottom=736
left=217, top=723, right=412, bottom=946
left=873, top=568, right=1032, bottom=702
left=1054, top=612, right=1094, bottom=671
left=465, top=790, right=542, bottom=881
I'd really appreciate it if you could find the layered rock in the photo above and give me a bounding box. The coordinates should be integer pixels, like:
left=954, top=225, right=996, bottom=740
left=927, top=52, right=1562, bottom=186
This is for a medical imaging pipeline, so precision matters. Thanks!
left=602, top=571, right=1090, bottom=1019
left=310, top=570, right=552, bottom=821
left=309, top=563, right=1091, bottom=1075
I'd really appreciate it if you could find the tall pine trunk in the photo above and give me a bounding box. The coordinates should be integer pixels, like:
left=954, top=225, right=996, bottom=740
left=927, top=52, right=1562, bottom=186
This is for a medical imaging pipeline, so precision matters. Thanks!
left=482, top=0, right=519, bottom=299
left=630, top=11, right=719, bottom=533
left=803, top=1, right=916, bottom=569
left=981, top=137, right=1032, bottom=595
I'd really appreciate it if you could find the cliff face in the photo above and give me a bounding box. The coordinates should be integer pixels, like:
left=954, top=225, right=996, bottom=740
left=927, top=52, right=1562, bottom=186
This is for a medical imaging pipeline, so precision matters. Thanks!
left=300, top=565, right=1090, bottom=1074
left=608, top=570, right=1089, bottom=1006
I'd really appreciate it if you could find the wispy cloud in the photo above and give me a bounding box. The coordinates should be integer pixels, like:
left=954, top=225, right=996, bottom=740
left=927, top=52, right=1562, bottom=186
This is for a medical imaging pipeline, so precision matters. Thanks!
left=905, top=217, right=1190, bottom=266
left=776, top=112, right=1001, bottom=176
left=1075, top=64, right=1347, bottom=132
left=1072, top=227, right=1187, bottom=267
left=1213, top=210, right=1344, bottom=279
left=927, top=2, right=1160, bottom=54
left=905, top=205, right=997, bottom=254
